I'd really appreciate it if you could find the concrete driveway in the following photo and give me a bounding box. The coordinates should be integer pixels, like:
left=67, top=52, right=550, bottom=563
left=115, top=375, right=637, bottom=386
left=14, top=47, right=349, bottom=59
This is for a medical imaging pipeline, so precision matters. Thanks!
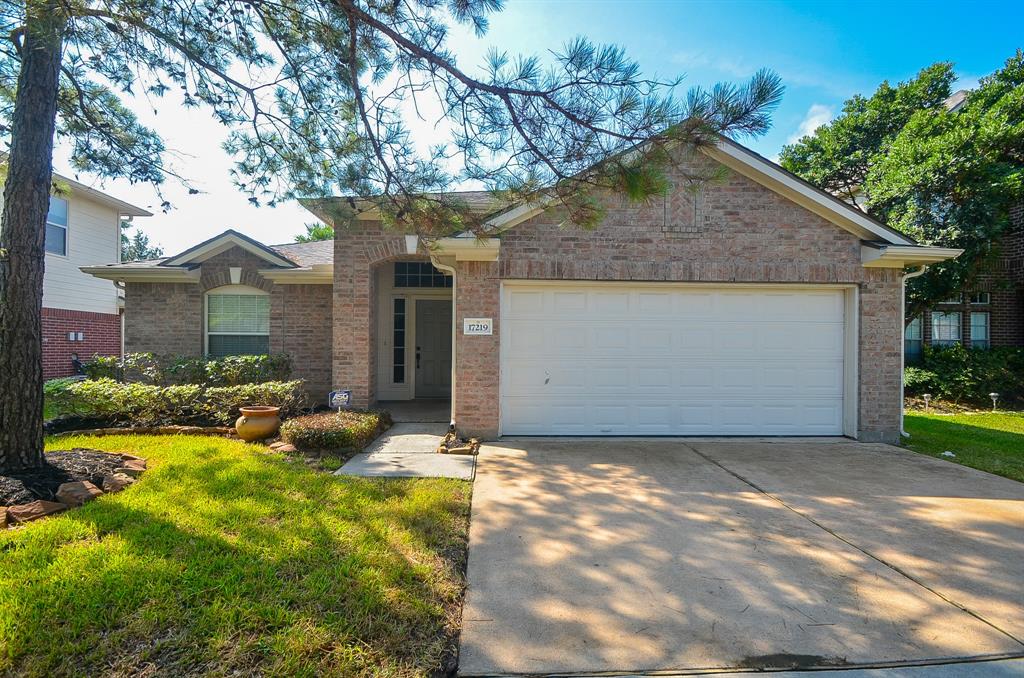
left=458, top=439, right=1024, bottom=676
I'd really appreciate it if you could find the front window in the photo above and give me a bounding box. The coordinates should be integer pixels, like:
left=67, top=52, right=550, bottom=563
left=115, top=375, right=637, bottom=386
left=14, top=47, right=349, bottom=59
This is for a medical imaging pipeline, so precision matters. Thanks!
left=931, top=311, right=961, bottom=347
left=905, top=317, right=923, bottom=363
left=971, top=312, right=990, bottom=349
left=45, top=196, right=68, bottom=255
left=206, top=286, right=270, bottom=357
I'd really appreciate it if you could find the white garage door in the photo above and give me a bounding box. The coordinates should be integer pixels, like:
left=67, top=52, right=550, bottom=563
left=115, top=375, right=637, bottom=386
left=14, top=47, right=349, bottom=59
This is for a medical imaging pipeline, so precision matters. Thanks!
left=500, top=283, right=848, bottom=436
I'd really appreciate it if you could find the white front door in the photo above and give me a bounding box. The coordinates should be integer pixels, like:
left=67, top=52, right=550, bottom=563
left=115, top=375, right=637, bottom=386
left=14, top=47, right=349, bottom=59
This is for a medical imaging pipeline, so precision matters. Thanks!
left=500, top=283, right=848, bottom=436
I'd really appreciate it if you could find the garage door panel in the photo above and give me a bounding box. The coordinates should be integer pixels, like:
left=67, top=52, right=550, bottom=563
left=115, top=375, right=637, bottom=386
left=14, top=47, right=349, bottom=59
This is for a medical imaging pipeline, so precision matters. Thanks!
left=501, top=285, right=846, bottom=436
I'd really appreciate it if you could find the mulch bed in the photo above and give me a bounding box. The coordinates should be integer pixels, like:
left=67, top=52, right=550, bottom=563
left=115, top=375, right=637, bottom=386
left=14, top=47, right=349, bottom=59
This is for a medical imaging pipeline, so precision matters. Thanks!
left=1, top=449, right=135, bottom=504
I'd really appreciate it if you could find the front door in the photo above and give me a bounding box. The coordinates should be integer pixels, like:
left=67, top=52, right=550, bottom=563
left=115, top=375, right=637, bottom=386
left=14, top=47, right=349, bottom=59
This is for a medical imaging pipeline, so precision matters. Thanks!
left=415, top=299, right=453, bottom=398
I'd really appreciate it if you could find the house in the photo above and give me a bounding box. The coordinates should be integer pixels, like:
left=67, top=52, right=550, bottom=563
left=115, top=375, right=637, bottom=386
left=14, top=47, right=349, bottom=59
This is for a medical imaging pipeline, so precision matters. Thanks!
left=0, top=174, right=151, bottom=379
left=83, top=138, right=960, bottom=443
left=904, top=203, right=1024, bottom=361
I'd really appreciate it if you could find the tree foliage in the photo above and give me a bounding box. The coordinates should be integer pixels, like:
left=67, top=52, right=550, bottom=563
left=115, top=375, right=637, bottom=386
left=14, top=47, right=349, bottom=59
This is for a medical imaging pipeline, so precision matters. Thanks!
left=779, top=63, right=955, bottom=208
left=120, top=223, right=163, bottom=260
left=294, top=221, right=334, bottom=243
left=1, top=0, right=783, bottom=231
left=780, top=52, right=1024, bottom=313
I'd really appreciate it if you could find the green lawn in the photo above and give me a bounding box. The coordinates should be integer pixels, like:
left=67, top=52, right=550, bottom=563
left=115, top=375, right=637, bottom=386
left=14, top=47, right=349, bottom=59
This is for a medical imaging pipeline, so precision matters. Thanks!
left=903, top=410, right=1024, bottom=483
left=1, top=435, right=471, bottom=677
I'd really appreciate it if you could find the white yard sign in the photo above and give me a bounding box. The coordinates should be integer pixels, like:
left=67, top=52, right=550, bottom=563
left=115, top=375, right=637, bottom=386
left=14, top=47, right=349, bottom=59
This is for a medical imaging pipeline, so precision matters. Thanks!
left=463, top=318, right=493, bottom=335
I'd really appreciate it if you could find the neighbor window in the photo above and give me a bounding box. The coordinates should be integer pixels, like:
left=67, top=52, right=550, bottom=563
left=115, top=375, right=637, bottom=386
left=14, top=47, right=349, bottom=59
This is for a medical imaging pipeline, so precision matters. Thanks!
left=939, top=294, right=962, bottom=305
left=969, top=292, right=990, bottom=305
left=931, top=311, right=961, bottom=347
left=393, top=261, right=452, bottom=288
left=905, top=317, right=923, bottom=363
left=45, top=196, right=68, bottom=255
left=206, top=286, right=270, bottom=357
left=970, top=312, right=990, bottom=349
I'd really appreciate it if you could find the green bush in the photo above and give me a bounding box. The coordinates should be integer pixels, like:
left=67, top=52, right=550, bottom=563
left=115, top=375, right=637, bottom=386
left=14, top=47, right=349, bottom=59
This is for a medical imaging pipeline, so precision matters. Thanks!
left=81, top=353, right=292, bottom=386
left=60, top=378, right=307, bottom=426
left=280, top=410, right=392, bottom=452
left=904, top=345, right=1024, bottom=406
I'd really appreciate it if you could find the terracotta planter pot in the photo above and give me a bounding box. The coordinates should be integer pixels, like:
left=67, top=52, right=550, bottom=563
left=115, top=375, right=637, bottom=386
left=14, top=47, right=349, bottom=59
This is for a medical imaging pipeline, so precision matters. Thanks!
left=235, top=406, right=282, bottom=442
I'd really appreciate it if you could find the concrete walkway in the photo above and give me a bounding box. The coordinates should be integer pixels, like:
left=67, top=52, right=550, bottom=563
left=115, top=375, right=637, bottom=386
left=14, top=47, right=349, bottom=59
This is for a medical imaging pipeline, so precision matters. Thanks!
left=335, top=423, right=475, bottom=479
left=459, top=438, right=1024, bottom=676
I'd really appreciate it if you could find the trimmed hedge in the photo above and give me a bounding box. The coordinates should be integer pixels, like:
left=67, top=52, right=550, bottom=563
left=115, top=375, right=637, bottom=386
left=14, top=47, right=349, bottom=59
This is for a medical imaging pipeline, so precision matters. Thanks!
left=904, top=345, right=1024, bottom=406
left=82, top=353, right=292, bottom=386
left=280, top=411, right=392, bottom=452
left=48, top=378, right=307, bottom=427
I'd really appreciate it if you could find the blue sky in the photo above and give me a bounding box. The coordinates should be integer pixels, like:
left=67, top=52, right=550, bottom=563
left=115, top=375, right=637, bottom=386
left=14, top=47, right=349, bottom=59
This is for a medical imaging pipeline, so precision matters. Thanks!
left=56, top=0, right=1023, bottom=254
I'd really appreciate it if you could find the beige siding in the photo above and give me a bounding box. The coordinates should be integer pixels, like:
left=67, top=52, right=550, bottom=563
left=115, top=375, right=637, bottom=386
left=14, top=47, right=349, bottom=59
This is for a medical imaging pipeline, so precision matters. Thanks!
left=0, top=188, right=123, bottom=315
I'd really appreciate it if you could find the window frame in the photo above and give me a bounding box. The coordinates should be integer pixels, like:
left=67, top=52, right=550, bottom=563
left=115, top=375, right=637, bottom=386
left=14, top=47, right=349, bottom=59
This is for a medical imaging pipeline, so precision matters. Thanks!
left=970, top=311, right=990, bottom=349
left=45, top=195, right=69, bottom=257
left=393, top=261, right=453, bottom=288
left=969, top=292, right=990, bottom=305
left=931, top=311, right=962, bottom=347
left=204, top=284, right=271, bottom=357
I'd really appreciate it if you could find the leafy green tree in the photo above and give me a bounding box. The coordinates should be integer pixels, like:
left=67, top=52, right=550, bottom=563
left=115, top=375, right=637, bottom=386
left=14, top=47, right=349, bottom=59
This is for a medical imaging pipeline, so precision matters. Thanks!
left=868, top=52, right=1024, bottom=313
left=779, top=63, right=955, bottom=208
left=294, top=222, right=334, bottom=243
left=0, top=0, right=781, bottom=472
left=780, top=52, right=1023, bottom=315
left=120, top=223, right=164, bottom=261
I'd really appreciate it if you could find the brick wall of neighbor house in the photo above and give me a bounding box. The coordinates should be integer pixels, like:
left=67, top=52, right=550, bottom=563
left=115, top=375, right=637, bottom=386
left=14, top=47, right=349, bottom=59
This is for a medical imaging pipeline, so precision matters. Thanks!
left=41, top=307, right=121, bottom=379
left=917, top=204, right=1024, bottom=349
left=124, top=246, right=333, bottom=398
left=331, top=149, right=908, bottom=441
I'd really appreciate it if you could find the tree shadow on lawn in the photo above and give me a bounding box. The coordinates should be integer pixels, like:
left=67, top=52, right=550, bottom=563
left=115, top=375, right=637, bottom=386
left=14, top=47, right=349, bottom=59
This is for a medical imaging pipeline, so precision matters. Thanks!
left=2, top=437, right=470, bottom=678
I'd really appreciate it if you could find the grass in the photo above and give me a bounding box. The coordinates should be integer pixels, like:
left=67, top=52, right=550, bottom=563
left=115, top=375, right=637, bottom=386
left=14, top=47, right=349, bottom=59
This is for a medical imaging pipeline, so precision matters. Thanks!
left=1, top=435, right=471, bottom=677
left=903, top=410, right=1024, bottom=483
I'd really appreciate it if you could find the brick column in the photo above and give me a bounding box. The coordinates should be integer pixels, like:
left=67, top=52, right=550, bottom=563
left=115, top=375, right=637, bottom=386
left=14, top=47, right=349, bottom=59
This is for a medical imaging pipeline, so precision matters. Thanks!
left=858, top=268, right=903, bottom=443
left=453, top=261, right=501, bottom=438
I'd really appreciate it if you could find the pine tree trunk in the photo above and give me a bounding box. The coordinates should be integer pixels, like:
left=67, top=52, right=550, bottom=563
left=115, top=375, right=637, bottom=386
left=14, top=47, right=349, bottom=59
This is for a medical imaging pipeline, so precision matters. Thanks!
left=0, top=4, right=65, bottom=474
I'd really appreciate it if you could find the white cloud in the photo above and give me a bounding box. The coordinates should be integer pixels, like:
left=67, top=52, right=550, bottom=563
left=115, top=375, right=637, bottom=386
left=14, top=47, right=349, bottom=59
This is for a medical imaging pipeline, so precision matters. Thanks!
left=787, top=103, right=834, bottom=144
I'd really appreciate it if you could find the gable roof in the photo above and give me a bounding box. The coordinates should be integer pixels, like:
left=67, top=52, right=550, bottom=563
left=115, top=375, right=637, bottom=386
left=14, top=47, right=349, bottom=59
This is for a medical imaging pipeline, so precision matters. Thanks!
left=81, top=233, right=335, bottom=283
left=299, top=136, right=918, bottom=247
left=160, top=229, right=298, bottom=268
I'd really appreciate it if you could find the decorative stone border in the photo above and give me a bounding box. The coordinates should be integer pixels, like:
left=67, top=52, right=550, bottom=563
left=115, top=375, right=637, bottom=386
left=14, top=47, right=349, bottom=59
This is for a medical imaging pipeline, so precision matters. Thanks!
left=50, top=425, right=236, bottom=438
left=2, top=456, right=147, bottom=529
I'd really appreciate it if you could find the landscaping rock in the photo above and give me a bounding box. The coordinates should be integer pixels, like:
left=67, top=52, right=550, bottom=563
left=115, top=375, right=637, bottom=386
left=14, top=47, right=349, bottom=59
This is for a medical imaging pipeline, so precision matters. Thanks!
left=1, top=507, right=7, bottom=529
left=56, top=481, right=104, bottom=507
left=102, top=473, right=136, bottom=493
left=272, top=443, right=298, bottom=453
left=114, top=458, right=147, bottom=478
left=7, top=500, right=67, bottom=524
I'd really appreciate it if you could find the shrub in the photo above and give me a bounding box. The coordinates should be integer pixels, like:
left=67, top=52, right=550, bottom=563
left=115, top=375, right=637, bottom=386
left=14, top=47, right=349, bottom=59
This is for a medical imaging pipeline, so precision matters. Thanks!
left=81, top=353, right=292, bottom=386
left=904, top=345, right=1024, bottom=406
left=280, top=410, right=392, bottom=452
left=60, top=378, right=307, bottom=427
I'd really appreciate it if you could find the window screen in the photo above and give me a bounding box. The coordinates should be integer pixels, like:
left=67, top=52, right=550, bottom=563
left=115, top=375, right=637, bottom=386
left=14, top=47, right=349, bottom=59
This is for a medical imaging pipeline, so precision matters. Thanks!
left=207, top=292, right=270, bottom=357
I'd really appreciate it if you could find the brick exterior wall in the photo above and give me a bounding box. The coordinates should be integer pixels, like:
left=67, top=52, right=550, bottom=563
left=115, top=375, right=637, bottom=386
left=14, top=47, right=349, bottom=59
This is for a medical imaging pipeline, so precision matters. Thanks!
left=123, top=246, right=333, bottom=400
left=332, top=149, right=906, bottom=442
left=916, top=202, right=1024, bottom=349
left=41, top=307, right=120, bottom=379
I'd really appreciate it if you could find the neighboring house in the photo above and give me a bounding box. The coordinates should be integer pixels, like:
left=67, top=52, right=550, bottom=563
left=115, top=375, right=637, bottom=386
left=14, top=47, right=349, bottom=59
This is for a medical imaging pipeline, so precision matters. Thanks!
left=0, top=174, right=151, bottom=379
left=84, top=138, right=959, bottom=443
left=904, top=203, right=1024, bottom=361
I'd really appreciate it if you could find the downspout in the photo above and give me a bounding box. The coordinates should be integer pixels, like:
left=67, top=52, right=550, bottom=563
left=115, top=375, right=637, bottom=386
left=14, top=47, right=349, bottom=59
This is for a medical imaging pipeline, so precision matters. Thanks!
left=901, top=265, right=928, bottom=438
left=430, top=254, right=458, bottom=432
